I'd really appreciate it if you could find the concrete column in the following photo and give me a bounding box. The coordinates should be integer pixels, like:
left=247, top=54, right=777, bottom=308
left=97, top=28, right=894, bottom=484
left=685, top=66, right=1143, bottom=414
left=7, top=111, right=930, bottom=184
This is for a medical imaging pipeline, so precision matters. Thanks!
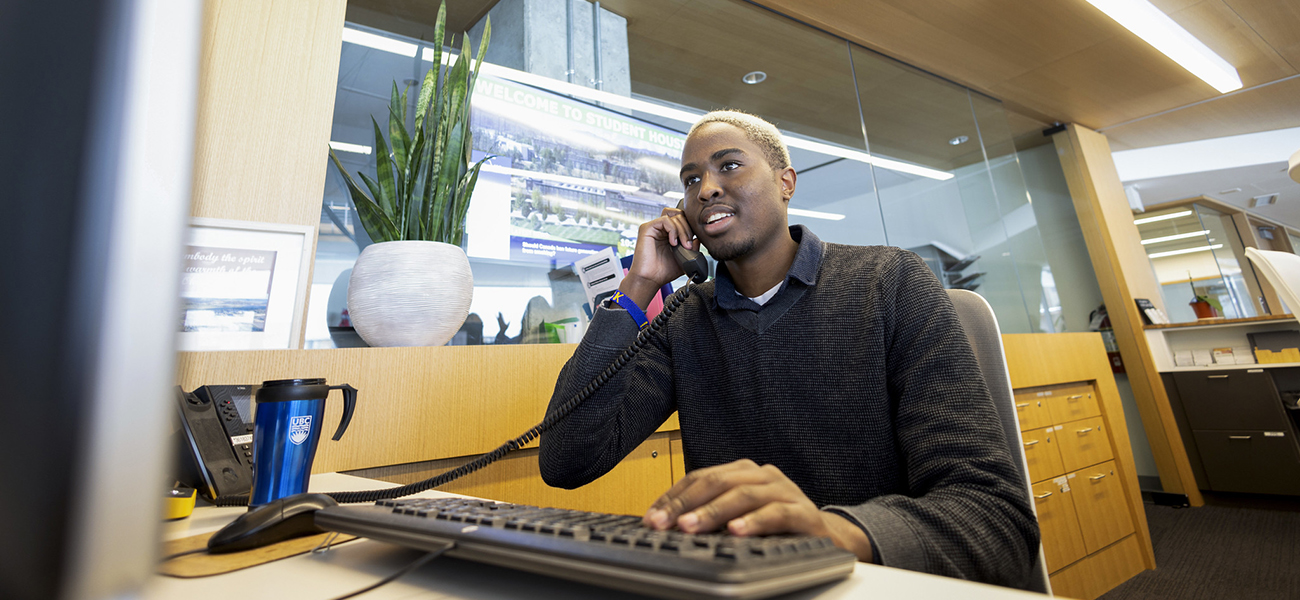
left=468, top=0, right=629, bottom=97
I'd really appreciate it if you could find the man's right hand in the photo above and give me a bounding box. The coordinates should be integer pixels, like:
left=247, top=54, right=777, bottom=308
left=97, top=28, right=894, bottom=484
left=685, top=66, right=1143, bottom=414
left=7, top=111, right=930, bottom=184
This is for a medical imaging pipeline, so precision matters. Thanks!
left=619, top=206, right=697, bottom=310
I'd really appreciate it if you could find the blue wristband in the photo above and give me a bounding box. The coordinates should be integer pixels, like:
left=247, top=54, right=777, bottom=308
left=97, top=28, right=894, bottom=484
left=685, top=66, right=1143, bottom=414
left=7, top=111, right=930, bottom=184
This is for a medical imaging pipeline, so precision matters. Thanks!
left=608, top=290, right=649, bottom=331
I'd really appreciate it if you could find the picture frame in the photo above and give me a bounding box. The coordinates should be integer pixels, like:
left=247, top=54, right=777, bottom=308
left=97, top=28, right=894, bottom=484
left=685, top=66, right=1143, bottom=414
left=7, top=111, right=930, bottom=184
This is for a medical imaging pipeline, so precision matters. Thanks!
left=178, top=218, right=315, bottom=351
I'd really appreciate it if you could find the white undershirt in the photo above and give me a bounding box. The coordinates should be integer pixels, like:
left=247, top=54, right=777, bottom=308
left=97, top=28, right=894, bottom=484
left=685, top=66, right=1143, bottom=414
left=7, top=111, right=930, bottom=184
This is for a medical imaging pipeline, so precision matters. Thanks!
left=740, top=280, right=784, bottom=306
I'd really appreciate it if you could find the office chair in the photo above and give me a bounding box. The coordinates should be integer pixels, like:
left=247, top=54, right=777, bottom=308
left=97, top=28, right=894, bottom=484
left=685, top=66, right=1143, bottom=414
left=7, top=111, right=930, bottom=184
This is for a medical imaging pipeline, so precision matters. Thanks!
left=1245, top=247, right=1300, bottom=317
left=947, top=289, right=1053, bottom=595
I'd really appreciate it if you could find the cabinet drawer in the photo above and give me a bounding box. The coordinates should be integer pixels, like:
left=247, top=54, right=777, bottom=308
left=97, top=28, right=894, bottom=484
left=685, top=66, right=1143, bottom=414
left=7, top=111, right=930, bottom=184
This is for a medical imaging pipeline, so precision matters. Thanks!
left=1192, top=430, right=1300, bottom=495
left=1022, top=428, right=1065, bottom=483
left=1057, top=416, right=1114, bottom=473
left=1172, top=370, right=1289, bottom=430
left=1032, top=479, right=1087, bottom=574
left=1013, top=392, right=1053, bottom=431
left=1044, top=385, right=1100, bottom=425
left=1069, top=461, right=1134, bottom=554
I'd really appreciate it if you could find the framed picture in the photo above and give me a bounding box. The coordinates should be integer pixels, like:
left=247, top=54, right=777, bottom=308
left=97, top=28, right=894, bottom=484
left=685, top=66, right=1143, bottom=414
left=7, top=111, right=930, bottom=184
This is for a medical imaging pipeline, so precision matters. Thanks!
left=178, top=218, right=315, bottom=351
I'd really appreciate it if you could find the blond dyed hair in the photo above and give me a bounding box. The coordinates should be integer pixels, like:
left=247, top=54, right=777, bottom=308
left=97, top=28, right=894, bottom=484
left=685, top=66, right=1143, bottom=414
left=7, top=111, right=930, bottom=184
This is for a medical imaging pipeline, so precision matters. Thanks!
left=688, top=110, right=791, bottom=170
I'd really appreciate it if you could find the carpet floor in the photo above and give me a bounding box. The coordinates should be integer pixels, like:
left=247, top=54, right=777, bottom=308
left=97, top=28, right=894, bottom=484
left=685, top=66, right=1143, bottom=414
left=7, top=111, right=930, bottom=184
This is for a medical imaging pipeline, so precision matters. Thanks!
left=1098, top=495, right=1300, bottom=600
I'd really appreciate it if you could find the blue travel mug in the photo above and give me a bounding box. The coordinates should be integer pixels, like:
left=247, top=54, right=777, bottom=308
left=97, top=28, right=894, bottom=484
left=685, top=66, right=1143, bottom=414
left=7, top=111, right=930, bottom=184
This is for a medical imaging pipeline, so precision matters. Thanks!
left=250, top=378, right=357, bottom=507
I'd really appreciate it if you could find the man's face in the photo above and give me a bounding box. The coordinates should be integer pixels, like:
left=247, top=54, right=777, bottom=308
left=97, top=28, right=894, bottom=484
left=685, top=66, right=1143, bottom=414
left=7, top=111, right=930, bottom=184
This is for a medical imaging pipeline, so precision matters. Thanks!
left=678, top=123, right=794, bottom=262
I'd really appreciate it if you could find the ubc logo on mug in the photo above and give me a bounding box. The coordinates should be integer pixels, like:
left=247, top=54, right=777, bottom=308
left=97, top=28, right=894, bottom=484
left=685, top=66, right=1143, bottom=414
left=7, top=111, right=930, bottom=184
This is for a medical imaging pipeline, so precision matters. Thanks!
left=288, top=415, right=312, bottom=445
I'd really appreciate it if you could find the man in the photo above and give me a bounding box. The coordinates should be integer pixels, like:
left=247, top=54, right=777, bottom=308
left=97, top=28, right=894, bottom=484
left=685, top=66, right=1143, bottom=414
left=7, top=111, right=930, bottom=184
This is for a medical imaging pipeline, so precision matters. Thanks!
left=539, top=110, right=1039, bottom=587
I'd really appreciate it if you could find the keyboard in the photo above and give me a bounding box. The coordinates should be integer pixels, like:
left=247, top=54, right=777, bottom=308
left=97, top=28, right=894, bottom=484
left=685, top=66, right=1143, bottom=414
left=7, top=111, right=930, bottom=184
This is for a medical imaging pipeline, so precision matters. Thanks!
left=314, top=497, right=857, bottom=599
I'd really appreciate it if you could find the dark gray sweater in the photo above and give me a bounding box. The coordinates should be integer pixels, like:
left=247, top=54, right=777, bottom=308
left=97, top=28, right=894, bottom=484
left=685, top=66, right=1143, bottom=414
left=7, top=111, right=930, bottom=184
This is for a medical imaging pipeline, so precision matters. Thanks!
left=539, top=226, right=1039, bottom=587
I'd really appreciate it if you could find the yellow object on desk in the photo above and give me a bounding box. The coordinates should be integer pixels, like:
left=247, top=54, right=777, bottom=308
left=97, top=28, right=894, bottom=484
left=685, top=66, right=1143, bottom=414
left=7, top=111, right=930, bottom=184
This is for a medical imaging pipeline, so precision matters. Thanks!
left=164, top=486, right=196, bottom=520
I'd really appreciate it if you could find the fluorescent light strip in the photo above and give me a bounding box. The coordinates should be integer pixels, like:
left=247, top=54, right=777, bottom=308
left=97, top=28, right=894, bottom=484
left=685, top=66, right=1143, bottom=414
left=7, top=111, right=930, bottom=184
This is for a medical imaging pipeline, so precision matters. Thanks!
left=1133, top=209, right=1192, bottom=225
left=329, top=141, right=372, bottom=155
left=479, top=164, right=640, bottom=193
left=341, top=27, right=952, bottom=181
left=1140, top=229, right=1209, bottom=245
left=788, top=207, right=846, bottom=221
left=1148, top=243, right=1223, bottom=259
left=1085, top=0, right=1241, bottom=93
left=341, top=27, right=418, bottom=58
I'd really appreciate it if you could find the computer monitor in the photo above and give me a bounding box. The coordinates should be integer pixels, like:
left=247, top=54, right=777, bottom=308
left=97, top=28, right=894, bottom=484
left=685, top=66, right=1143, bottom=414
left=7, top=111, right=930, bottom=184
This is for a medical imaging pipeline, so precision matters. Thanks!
left=0, top=1, right=201, bottom=598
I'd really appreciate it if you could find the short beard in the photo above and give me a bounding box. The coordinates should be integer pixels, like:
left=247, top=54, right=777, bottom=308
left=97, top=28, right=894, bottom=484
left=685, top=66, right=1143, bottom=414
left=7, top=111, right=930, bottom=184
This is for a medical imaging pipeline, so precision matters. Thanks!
left=704, top=237, right=756, bottom=263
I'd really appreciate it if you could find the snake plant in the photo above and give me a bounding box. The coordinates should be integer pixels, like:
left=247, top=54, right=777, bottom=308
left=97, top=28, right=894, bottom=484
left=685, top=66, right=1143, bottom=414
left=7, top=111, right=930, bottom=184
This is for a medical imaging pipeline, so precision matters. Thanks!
left=329, top=2, right=491, bottom=245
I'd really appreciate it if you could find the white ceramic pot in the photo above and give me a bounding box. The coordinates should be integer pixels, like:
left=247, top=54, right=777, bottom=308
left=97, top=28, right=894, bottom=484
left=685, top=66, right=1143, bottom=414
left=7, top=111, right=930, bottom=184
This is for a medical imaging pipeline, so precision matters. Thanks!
left=347, top=241, right=473, bottom=347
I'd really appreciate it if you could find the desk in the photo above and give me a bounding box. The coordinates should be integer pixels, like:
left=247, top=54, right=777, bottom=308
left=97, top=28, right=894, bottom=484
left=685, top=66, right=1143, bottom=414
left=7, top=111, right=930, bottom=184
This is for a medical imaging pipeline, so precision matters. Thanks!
left=145, top=474, right=1045, bottom=600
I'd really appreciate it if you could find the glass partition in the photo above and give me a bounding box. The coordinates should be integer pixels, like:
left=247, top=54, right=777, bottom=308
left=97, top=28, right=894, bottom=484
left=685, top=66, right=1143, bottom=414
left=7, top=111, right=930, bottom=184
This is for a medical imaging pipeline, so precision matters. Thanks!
left=1139, top=205, right=1259, bottom=322
left=308, top=0, right=1077, bottom=347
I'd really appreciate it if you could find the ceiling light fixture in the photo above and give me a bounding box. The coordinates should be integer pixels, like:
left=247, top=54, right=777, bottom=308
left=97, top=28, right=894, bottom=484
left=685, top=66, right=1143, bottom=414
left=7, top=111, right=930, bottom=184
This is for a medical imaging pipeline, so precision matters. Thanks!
left=788, top=207, right=846, bottom=221
left=1140, top=230, right=1209, bottom=245
left=342, top=26, right=953, bottom=181
left=329, top=141, right=373, bottom=155
left=1133, top=209, right=1192, bottom=225
left=949, top=136, right=969, bottom=146
left=1148, top=243, right=1223, bottom=259
left=742, top=71, right=767, bottom=85
left=1084, top=0, right=1242, bottom=93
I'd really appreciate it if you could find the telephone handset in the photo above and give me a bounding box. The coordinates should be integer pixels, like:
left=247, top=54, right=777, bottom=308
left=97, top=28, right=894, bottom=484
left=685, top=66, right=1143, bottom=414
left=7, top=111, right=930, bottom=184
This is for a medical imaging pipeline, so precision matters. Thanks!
left=174, top=385, right=257, bottom=501
left=674, top=199, right=709, bottom=284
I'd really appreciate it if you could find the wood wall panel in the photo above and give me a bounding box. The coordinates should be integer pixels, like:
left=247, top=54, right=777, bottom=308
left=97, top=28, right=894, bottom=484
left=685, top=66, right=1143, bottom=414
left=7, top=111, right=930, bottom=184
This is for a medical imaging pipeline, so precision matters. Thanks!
left=190, top=0, right=346, bottom=227
left=176, top=344, right=680, bottom=474
left=347, top=435, right=673, bottom=516
left=1052, top=124, right=1204, bottom=507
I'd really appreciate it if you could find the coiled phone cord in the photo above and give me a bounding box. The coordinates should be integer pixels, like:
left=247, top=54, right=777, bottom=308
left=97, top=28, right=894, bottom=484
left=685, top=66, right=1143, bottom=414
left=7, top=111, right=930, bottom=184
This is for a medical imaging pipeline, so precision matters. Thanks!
left=211, top=283, right=695, bottom=507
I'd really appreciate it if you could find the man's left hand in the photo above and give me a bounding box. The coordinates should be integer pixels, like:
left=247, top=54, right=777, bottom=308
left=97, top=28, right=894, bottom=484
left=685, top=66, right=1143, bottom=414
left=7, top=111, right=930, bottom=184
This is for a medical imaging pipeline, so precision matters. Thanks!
left=641, top=459, right=874, bottom=562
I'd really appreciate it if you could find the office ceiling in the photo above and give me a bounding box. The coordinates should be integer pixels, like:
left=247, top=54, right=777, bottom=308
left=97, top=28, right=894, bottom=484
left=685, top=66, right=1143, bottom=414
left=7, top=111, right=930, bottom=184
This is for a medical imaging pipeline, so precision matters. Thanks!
left=753, top=0, right=1300, bottom=152
left=347, top=0, right=1299, bottom=168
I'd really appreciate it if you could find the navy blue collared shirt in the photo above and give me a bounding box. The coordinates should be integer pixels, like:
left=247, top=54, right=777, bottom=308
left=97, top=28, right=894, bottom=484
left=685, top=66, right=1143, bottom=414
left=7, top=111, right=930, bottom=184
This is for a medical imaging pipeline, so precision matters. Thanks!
left=710, top=225, right=824, bottom=335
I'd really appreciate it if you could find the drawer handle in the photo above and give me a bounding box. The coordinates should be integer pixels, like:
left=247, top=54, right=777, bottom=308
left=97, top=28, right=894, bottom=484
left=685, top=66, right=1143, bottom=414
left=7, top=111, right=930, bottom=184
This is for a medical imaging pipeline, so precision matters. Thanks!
left=1228, top=435, right=1252, bottom=440
left=1067, top=395, right=1084, bottom=400
left=1076, top=427, right=1094, bottom=434
left=1023, top=440, right=1040, bottom=447
left=1034, top=492, right=1053, bottom=499
left=1016, top=402, right=1030, bottom=409
left=1089, top=474, right=1107, bottom=482
left=1207, top=375, right=1229, bottom=379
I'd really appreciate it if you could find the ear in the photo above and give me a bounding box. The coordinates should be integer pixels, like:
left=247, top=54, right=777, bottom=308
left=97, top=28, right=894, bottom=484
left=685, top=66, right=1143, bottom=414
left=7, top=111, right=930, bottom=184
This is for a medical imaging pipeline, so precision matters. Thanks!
left=779, top=166, right=797, bottom=202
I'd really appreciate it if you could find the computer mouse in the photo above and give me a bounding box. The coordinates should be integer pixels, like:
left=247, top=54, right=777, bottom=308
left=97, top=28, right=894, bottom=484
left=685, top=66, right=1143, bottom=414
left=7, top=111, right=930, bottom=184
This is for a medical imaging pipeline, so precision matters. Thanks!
left=207, top=492, right=339, bottom=554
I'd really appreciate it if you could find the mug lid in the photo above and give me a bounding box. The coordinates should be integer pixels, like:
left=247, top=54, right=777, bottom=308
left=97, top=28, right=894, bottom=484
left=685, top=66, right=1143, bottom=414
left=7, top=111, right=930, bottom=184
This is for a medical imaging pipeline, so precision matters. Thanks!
left=261, top=378, right=327, bottom=387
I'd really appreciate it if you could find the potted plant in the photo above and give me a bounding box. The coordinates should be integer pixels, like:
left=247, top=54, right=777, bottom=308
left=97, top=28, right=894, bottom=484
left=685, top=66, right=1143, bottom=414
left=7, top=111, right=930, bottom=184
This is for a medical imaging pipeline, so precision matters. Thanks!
left=1186, top=274, right=1217, bottom=319
left=328, top=2, right=490, bottom=347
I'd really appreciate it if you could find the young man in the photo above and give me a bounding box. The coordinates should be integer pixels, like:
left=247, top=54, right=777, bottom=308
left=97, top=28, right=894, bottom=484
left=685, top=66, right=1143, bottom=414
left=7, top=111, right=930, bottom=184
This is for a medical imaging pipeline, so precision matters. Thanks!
left=539, top=110, right=1039, bottom=587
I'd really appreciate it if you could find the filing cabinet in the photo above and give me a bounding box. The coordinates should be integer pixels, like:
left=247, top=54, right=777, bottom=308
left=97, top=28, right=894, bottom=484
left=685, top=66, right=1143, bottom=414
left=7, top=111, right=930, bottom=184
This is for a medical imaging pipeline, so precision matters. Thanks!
left=1031, top=479, right=1087, bottom=573
left=1014, top=392, right=1053, bottom=431
left=1015, top=381, right=1141, bottom=600
left=1165, top=368, right=1300, bottom=495
left=1044, top=385, right=1100, bottom=425
left=1069, top=461, right=1133, bottom=553
left=1057, top=416, right=1113, bottom=473
left=1022, top=427, right=1065, bottom=484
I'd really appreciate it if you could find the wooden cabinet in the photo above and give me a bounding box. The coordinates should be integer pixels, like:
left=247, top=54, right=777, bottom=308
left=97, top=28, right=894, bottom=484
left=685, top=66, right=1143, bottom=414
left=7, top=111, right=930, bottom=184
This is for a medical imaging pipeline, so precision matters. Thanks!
left=1032, top=480, right=1087, bottom=573
left=1069, top=461, right=1134, bottom=553
left=1022, top=427, right=1065, bottom=484
left=1165, top=368, right=1300, bottom=495
left=1057, top=416, right=1114, bottom=473
left=1012, top=378, right=1148, bottom=600
left=1014, top=391, right=1053, bottom=431
left=1045, top=385, right=1101, bottom=424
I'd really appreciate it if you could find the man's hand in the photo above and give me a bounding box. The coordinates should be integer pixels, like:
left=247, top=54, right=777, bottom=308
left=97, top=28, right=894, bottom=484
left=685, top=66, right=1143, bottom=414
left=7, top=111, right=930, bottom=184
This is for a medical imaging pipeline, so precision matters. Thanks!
left=641, top=459, right=874, bottom=562
left=619, top=206, right=697, bottom=309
